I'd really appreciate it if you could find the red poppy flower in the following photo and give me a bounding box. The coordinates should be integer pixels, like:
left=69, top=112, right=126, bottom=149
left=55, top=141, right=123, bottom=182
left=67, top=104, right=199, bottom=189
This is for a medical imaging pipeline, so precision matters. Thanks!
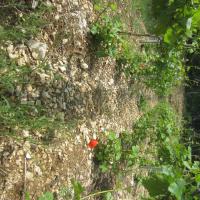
left=88, top=139, right=98, bottom=149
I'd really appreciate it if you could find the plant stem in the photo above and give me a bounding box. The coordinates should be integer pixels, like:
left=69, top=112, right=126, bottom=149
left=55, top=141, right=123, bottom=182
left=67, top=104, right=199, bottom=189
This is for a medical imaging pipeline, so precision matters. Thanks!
left=118, top=31, right=159, bottom=38
left=94, top=7, right=109, bottom=24
left=81, top=189, right=115, bottom=199
left=22, top=152, right=27, bottom=200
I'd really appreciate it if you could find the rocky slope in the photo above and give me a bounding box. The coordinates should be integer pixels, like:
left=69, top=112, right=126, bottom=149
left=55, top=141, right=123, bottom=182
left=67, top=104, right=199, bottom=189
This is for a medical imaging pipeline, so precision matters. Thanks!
left=0, top=0, right=158, bottom=199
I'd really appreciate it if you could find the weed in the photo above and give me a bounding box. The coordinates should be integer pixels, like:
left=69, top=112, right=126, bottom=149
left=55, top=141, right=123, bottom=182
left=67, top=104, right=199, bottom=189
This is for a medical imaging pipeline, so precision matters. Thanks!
left=131, top=102, right=200, bottom=199
left=0, top=98, right=63, bottom=134
left=95, top=102, right=181, bottom=172
left=129, top=0, right=156, bottom=33
left=94, top=101, right=200, bottom=199
left=91, top=1, right=186, bottom=96
left=137, top=95, right=148, bottom=112
left=95, top=130, right=139, bottom=173
left=0, top=1, right=53, bottom=43
left=0, top=51, right=31, bottom=93
left=91, top=15, right=123, bottom=57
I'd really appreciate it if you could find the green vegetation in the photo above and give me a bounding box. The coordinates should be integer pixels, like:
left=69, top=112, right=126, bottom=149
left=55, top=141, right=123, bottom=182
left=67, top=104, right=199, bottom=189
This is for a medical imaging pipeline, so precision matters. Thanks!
left=95, top=131, right=139, bottom=173
left=90, top=1, right=200, bottom=198
left=0, top=98, right=63, bottom=133
left=1, top=0, right=200, bottom=199
left=0, top=50, right=31, bottom=92
left=94, top=102, right=200, bottom=199
left=0, top=0, right=53, bottom=43
left=0, top=1, right=60, bottom=140
left=90, top=0, right=200, bottom=95
left=130, top=0, right=156, bottom=33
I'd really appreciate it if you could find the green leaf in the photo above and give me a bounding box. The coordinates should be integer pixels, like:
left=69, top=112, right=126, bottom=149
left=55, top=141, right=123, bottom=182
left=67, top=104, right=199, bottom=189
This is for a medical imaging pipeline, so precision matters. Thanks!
left=109, top=3, right=117, bottom=11
left=38, top=192, right=54, bottom=200
left=142, top=175, right=169, bottom=197
left=195, top=174, right=200, bottom=184
left=71, top=179, right=84, bottom=200
left=164, top=28, right=177, bottom=44
left=25, top=192, right=31, bottom=200
left=108, top=132, right=117, bottom=141
left=91, top=25, right=99, bottom=35
left=192, top=8, right=200, bottom=27
left=103, top=192, right=113, bottom=200
left=94, top=4, right=102, bottom=11
left=131, top=145, right=139, bottom=155
left=100, top=164, right=109, bottom=173
left=115, top=152, right=121, bottom=161
left=183, top=161, right=191, bottom=169
left=161, top=166, right=174, bottom=177
left=186, top=17, right=192, bottom=30
left=168, top=179, right=185, bottom=200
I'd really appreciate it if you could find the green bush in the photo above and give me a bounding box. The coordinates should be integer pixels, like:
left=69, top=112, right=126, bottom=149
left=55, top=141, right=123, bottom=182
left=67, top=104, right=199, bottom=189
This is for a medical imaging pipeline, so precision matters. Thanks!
left=91, top=15, right=123, bottom=57
left=95, top=131, right=139, bottom=173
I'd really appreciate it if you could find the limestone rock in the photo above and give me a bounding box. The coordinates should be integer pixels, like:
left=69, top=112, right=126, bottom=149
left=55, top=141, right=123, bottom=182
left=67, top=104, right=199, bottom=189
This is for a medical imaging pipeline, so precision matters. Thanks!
left=28, top=40, right=48, bottom=59
left=34, top=165, right=42, bottom=176
left=26, top=171, right=34, bottom=181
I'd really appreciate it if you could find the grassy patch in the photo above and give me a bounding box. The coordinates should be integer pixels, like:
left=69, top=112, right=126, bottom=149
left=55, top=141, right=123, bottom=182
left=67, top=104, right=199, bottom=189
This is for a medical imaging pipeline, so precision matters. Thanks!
left=0, top=0, right=53, bottom=43
left=0, top=51, right=32, bottom=93
left=0, top=97, right=64, bottom=134
left=129, top=0, right=156, bottom=33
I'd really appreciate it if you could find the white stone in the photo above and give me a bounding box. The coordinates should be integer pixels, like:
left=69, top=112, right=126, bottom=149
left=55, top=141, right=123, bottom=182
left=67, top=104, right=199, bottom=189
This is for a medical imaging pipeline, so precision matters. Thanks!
left=75, top=135, right=81, bottom=143
left=108, top=78, right=114, bottom=85
left=26, top=171, right=34, bottom=180
left=26, top=152, right=31, bottom=159
left=17, top=57, right=26, bottom=66
left=22, top=130, right=29, bottom=138
left=62, top=39, right=68, bottom=44
left=28, top=40, right=48, bottom=59
left=21, top=97, right=28, bottom=104
left=85, top=135, right=90, bottom=144
left=37, top=73, right=49, bottom=83
left=42, top=91, right=51, bottom=98
left=26, top=84, right=32, bottom=92
left=16, top=159, right=21, bottom=166
left=55, top=14, right=60, bottom=20
left=35, top=165, right=42, bottom=176
left=31, top=90, right=40, bottom=98
left=81, top=62, right=88, bottom=69
left=3, top=152, right=10, bottom=157
left=57, top=4, right=62, bottom=12
left=59, top=65, right=67, bottom=72
left=7, top=44, right=14, bottom=53
left=8, top=53, right=18, bottom=59
left=32, top=0, right=38, bottom=9
left=93, top=132, right=97, bottom=140
left=23, top=141, right=31, bottom=151
left=17, top=150, right=24, bottom=156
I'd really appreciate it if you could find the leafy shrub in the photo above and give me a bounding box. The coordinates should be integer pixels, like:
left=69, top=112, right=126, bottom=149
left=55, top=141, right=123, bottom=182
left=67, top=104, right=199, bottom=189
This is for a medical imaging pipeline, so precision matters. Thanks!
left=91, top=3, right=186, bottom=96
left=142, top=148, right=200, bottom=200
left=143, top=49, right=185, bottom=95
left=131, top=102, right=200, bottom=199
left=91, top=15, right=123, bottom=57
left=95, top=131, right=139, bottom=173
